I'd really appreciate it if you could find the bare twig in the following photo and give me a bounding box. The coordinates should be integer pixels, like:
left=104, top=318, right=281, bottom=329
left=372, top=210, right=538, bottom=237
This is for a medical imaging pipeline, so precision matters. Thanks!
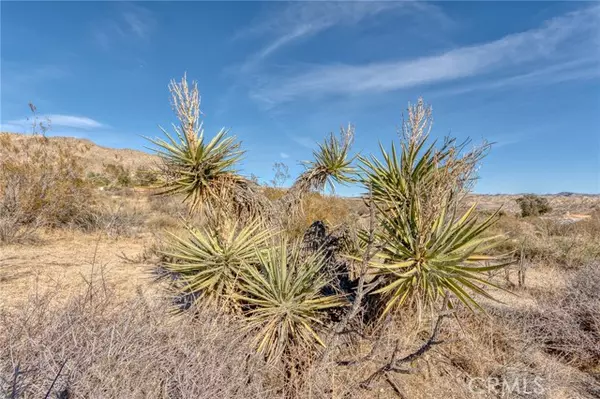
left=9, top=363, right=21, bottom=399
left=360, top=306, right=453, bottom=390
left=384, top=372, right=407, bottom=398
left=43, top=359, right=67, bottom=399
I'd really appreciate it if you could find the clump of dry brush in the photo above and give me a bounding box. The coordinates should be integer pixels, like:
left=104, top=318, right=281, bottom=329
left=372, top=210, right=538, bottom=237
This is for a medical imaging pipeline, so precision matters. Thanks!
left=0, top=130, right=94, bottom=243
left=149, top=74, right=511, bottom=381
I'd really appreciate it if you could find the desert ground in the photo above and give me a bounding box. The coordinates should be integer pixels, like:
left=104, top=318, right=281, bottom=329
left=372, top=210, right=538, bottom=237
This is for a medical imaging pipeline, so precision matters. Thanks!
left=1, top=132, right=599, bottom=398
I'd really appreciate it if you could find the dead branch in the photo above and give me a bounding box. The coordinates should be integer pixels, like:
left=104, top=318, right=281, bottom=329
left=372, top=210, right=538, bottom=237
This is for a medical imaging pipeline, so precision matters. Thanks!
left=360, top=309, right=452, bottom=390
left=321, top=187, right=377, bottom=364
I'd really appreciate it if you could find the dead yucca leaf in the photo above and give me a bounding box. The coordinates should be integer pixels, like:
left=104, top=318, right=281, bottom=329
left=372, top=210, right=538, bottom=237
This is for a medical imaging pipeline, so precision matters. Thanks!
left=147, top=75, right=244, bottom=211
left=161, top=218, right=272, bottom=308
left=234, top=239, right=345, bottom=364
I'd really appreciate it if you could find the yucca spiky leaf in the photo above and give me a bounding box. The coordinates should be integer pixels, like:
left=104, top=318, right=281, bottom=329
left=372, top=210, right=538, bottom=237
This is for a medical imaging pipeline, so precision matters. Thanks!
left=369, top=197, right=511, bottom=316
left=161, top=218, right=272, bottom=308
left=148, top=127, right=244, bottom=211
left=234, top=240, right=345, bottom=364
left=300, top=126, right=357, bottom=193
left=146, top=74, right=245, bottom=211
left=358, top=138, right=475, bottom=210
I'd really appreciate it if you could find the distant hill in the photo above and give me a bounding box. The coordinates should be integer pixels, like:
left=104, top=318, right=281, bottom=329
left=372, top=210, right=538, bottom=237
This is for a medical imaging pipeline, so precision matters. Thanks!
left=0, top=132, right=157, bottom=175
left=2, top=132, right=598, bottom=216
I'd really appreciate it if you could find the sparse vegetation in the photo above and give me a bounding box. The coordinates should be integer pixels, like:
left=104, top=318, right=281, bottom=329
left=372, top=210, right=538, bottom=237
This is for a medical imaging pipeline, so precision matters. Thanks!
left=516, top=194, right=552, bottom=217
left=1, top=75, right=599, bottom=398
left=0, top=128, right=94, bottom=243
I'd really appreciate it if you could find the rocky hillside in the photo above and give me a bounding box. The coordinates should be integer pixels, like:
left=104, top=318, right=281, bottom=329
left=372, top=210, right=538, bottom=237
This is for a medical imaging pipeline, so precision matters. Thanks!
left=0, top=132, right=157, bottom=175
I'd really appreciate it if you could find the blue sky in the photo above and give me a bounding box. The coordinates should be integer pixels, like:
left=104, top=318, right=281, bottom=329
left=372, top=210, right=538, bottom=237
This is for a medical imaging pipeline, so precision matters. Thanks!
left=1, top=1, right=599, bottom=195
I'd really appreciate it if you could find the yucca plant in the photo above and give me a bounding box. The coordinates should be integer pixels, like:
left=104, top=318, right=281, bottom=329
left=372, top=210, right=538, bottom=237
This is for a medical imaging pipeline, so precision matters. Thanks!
left=275, top=126, right=357, bottom=226
left=161, top=218, right=272, bottom=308
left=234, top=240, right=345, bottom=364
left=299, top=125, right=357, bottom=192
left=359, top=99, right=511, bottom=316
left=147, top=75, right=244, bottom=211
left=370, top=201, right=510, bottom=316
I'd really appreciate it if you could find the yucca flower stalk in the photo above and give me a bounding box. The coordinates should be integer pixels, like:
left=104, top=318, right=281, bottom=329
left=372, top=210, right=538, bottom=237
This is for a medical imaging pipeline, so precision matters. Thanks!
left=161, top=218, right=272, bottom=309
left=147, top=75, right=244, bottom=212
left=234, top=240, right=345, bottom=364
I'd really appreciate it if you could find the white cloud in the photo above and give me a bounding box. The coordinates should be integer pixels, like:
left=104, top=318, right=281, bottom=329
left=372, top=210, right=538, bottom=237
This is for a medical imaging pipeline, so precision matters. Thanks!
left=5, top=114, right=106, bottom=131
left=280, top=152, right=290, bottom=159
left=237, top=1, right=450, bottom=70
left=93, top=3, right=156, bottom=49
left=251, top=6, right=600, bottom=105
left=48, top=115, right=106, bottom=129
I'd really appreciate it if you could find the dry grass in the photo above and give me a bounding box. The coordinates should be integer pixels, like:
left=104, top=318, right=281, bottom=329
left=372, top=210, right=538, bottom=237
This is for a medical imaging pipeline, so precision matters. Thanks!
left=487, top=211, right=600, bottom=270
left=512, top=264, right=600, bottom=374
left=5, top=268, right=597, bottom=398
left=1, top=196, right=599, bottom=398
left=465, top=193, right=600, bottom=216
left=2, top=132, right=600, bottom=398
left=0, top=285, right=272, bottom=398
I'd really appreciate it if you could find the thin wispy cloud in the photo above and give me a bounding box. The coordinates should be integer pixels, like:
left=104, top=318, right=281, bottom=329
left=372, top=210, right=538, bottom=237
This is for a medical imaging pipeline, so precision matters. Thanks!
left=487, top=135, right=525, bottom=149
left=290, top=135, right=316, bottom=150
left=429, top=58, right=600, bottom=98
left=92, top=3, right=156, bottom=50
left=5, top=115, right=106, bottom=131
left=251, top=5, right=599, bottom=105
left=236, top=1, right=450, bottom=71
left=279, top=152, right=290, bottom=159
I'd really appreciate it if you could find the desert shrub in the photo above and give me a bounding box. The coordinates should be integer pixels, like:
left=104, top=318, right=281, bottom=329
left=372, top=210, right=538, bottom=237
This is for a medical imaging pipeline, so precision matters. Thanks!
left=270, top=162, right=290, bottom=188
left=148, top=194, right=191, bottom=219
left=263, top=187, right=286, bottom=201
left=490, top=215, right=600, bottom=269
left=86, top=171, right=111, bottom=187
left=514, top=263, right=600, bottom=373
left=285, top=192, right=351, bottom=238
left=76, top=201, right=146, bottom=237
left=0, top=286, right=269, bottom=398
left=0, top=134, right=94, bottom=243
left=145, top=214, right=180, bottom=231
left=516, top=194, right=552, bottom=217
left=134, top=166, right=159, bottom=186
left=576, top=208, right=600, bottom=236
left=103, top=163, right=133, bottom=187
